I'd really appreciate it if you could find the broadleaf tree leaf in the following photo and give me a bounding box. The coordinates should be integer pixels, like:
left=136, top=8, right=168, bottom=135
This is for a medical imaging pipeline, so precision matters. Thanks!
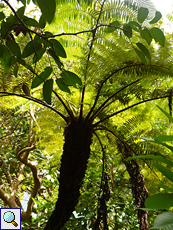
left=153, top=162, right=173, bottom=183
left=150, top=27, right=165, bottom=46
left=6, top=39, right=21, bottom=58
left=150, top=11, right=162, bottom=24
left=61, top=70, right=82, bottom=88
left=49, top=39, right=67, bottom=58
left=134, top=48, right=147, bottom=64
left=36, top=0, right=56, bottom=24
left=145, top=193, right=173, bottom=209
left=151, top=212, right=173, bottom=229
left=0, top=12, right=5, bottom=21
left=31, top=67, right=52, bottom=88
left=33, top=47, right=45, bottom=63
left=0, top=47, right=12, bottom=73
left=140, top=29, right=152, bottom=45
left=137, top=7, right=149, bottom=23
left=155, top=135, right=173, bottom=142
left=56, top=78, right=71, bottom=93
left=127, top=154, right=173, bottom=167
left=13, top=64, right=19, bottom=77
left=123, top=24, right=132, bottom=38
left=16, top=6, right=25, bottom=19
left=106, top=21, right=120, bottom=33
left=43, top=79, right=53, bottom=104
left=156, top=184, right=173, bottom=193
left=1, top=21, right=15, bottom=39
left=22, top=41, right=42, bottom=58
left=23, top=16, right=39, bottom=27
left=136, top=43, right=151, bottom=61
left=128, top=21, right=141, bottom=32
left=47, top=48, right=62, bottom=69
left=39, top=14, right=46, bottom=28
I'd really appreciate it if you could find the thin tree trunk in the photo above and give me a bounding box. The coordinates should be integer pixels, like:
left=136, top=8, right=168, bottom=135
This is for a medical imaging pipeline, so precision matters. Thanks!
left=44, top=118, right=92, bottom=230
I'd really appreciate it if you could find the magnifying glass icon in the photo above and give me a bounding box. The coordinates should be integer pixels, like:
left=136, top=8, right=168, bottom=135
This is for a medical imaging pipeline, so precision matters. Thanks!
left=3, top=211, right=18, bottom=227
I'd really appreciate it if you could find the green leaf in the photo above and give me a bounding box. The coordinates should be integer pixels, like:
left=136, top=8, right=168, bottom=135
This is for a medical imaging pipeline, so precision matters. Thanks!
left=13, top=64, right=19, bottom=77
left=140, top=29, right=152, bottom=45
left=6, top=39, right=21, bottom=58
left=1, top=21, right=15, bottom=39
left=56, top=78, right=71, bottom=93
left=15, top=57, right=26, bottom=66
left=156, top=105, right=173, bottom=123
left=150, top=11, right=162, bottom=24
left=19, top=0, right=26, bottom=5
left=137, top=7, right=149, bottom=23
left=106, top=21, right=120, bottom=33
left=39, top=14, right=46, bottom=28
left=146, top=193, right=173, bottom=209
left=47, top=48, right=62, bottom=69
left=0, top=47, right=12, bottom=73
left=0, top=44, right=5, bottom=58
left=128, top=21, right=141, bottom=32
left=156, top=184, right=173, bottom=193
left=123, top=24, right=132, bottom=38
left=49, top=39, right=67, bottom=58
left=61, top=70, right=82, bottom=88
left=0, top=3, right=5, bottom=8
left=25, top=64, right=33, bottom=71
left=22, top=41, right=42, bottom=58
left=136, top=43, right=151, bottom=61
left=127, top=154, right=173, bottom=167
left=151, top=212, right=173, bottom=229
left=153, top=162, right=173, bottom=183
left=155, top=135, right=173, bottom=142
left=43, top=79, right=53, bottom=104
left=0, top=12, right=5, bottom=21
left=31, top=67, right=52, bottom=88
left=134, top=48, right=147, bottom=64
left=36, top=0, right=56, bottom=24
left=150, top=27, right=165, bottom=46
left=16, top=6, right=25, bottom=18
left=23, top=16, right=39, bottom=27
left=33, top=48, right=45, bottom=63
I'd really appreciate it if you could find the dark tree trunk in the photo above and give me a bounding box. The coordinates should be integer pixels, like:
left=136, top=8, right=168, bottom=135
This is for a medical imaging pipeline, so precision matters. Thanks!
left=44, top=118, right=92, bottom=230
left=122, top=147, right=149, bottom=230
left=117, top=142, right=149, bottom=230
left=124, top=159, right=149, bottom=230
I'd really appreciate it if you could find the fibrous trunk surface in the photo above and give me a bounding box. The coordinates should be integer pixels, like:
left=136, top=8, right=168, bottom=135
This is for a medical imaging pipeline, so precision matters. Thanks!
left=45, top=118, right=92, bottom=230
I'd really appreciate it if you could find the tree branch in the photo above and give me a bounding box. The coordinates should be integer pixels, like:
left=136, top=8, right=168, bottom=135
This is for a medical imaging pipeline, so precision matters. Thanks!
left=52, top=90, right=74, bottom=120
left=93, top=95, right=169, bottom=127
left=0, top=92, right=69, bottom=123
left=85, top=64, right=143, bottom=122
left=89, top=78, right=141, bottom=123
left=79, top=0, right=106, bottom=120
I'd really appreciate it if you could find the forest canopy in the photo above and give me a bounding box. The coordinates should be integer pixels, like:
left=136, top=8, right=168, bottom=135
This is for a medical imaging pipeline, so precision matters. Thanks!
left=0, top=0, right=173, bottom=229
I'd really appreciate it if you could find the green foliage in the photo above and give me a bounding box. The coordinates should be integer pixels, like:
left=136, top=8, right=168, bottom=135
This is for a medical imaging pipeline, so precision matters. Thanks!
left=137, top=7, right=149, bottom=23
left=128, top=106, right=173, bottom=229
left=150, top=11, right=162, bottom=24
left=43, top=79, right=53, bottom=104
left=31, top=67, right=53, bottom=89
left=150, top=212, right=173, bottom=229
left=36, top=0, right=56, bottom=24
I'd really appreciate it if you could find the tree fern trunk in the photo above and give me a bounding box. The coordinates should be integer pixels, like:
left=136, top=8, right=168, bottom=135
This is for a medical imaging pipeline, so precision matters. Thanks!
left=44, top=118, right=92, bottom=230
left=117, top=142, right=149, bottom=230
